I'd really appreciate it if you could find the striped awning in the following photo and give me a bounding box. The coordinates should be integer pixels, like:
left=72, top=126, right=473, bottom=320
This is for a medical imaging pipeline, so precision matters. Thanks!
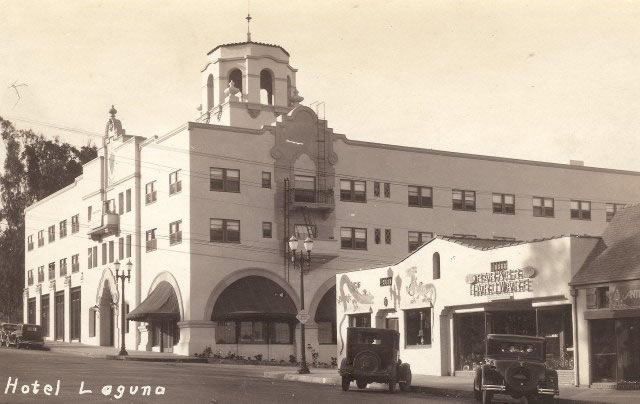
left=127, top=281, right=179, bottom=321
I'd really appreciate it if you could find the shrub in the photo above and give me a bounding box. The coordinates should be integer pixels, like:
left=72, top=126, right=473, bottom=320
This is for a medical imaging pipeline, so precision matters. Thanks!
left=289, top=354, right=297, bottom=364
left=254, top=354, right=263, bottom=361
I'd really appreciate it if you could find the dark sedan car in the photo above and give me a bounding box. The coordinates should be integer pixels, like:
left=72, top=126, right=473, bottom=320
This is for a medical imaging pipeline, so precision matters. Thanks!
left=7, top=324, right=44, bottom=349
left=0, top=323, right=17, bottom=347
left=473, top=334, right=559, bottom=404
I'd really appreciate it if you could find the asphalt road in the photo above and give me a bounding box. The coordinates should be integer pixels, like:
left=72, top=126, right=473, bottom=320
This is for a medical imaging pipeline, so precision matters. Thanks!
left=0, top=347, right=479, bottom=404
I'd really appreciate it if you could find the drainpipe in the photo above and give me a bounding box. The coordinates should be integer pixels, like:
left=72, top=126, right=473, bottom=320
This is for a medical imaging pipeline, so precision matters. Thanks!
left=570, top=288, right=579, bottom=387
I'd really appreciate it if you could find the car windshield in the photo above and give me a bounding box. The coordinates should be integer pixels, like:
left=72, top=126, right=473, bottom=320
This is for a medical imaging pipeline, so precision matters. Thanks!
left=25, top=326, right=39, bottom=332
left=487, top=339, right=543, bottom=361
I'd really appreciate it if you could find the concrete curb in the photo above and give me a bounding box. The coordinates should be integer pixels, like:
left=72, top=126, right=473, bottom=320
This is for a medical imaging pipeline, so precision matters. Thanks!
left=105, top=354, right=208, bottom=363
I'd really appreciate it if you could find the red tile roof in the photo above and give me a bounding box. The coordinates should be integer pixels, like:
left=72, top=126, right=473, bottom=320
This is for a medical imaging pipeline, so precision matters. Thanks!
left=207, top=41, right=290, bottom=56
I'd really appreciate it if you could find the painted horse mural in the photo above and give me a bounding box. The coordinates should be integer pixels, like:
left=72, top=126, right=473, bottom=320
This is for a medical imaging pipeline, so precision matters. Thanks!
left=405, top=266, right=436, bottom=306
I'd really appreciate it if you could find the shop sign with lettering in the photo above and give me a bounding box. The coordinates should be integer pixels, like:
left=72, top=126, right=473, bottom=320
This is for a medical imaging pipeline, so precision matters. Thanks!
left=610, top=281, right=640, bottom=309
left=465, top=267, right=536, bottom=297
left=380, top=277, right=392, bottom=287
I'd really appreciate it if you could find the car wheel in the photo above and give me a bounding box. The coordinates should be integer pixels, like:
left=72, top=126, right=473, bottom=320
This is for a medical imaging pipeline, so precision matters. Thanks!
left=341, top=376, right=350, bottom=391
left=355, top=380, right=367, bottom=389
left=482, top=389, right=493, bottom=404
left=399, top=368, right=412, bottom=392
left=473, top=379, right=482, bottom=401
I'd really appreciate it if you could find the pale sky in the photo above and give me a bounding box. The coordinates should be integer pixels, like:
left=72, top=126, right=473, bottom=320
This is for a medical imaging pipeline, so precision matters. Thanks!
left=1, top=0, right=640, bottom=170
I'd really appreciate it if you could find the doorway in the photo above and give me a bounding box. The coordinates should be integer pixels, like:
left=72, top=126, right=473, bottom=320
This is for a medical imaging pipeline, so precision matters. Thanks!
left=151, top=318, right=179, bottom=353
left=99, top=283, right=115, bottom=347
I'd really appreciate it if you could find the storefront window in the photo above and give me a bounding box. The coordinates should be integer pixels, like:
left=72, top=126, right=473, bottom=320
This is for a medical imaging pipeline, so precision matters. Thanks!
left=591, top=319, right=617, bottom=383
left=217, top=320, right=293, bottom=344
left=318, top=322, right=337, bottom=344
left=405, top=308, right=431, bottom=346
left=617, top=318, right=640, bottom=383
left=455, top=312, right=485, bottom=370
left=270, top=322, right=292, bottom=344
left=216, top=321, right=237, bottom=344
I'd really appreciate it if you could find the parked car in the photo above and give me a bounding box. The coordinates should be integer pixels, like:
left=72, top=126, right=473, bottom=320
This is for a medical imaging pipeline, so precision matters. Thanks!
left=473, top=334, right=559, bottom=404
left=0, top=323, right=17, bottom=347
left=7, top=324, right=44, bottom=349
left=339, top=327, right=412, bottom=392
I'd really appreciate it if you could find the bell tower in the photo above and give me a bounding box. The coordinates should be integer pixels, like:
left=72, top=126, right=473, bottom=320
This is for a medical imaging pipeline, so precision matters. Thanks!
left=199, top=17, right=304, bottom=129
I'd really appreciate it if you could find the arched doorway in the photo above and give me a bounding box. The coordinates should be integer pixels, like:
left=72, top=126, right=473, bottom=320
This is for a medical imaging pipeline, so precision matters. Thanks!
left=314, top=288, right=337, bottom=345
left=211, top=276, right=297, bottom=346
left=99, top=282, right=115, bottom=347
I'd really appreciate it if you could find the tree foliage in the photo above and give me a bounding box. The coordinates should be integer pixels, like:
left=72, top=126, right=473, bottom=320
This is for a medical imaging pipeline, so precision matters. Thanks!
left=0, top=117, right=97, bottom=321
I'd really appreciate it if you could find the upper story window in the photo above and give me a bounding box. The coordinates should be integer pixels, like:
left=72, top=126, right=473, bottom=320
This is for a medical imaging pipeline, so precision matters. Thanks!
left=38, top=230, right=44, bottom=247
left=48, top=225, right=55, bottom=243
left=491, top=261, right=508, bottom=272
left=146, top=229, right=157, bottom=252
left=385, top=229, right=392, bottom=244
left=210, top=219, right=240, bottom=243
left=37, top=266, right=44, bottom=283
left=452, top=190, right=476, bottom=211
left=125, top=189, right=132, bottom=212
left=433, top=253, right=441, bottom=280
left=373, top=182, right=380, bottom=197
left=170, top=170, right=182, bottom=195
left=340, top=180, right=366, bottom=202
left=145, top=181, right=157, bottom=204
left=384, top=183, right=391, bottom=198
left=71, top=215, right=79, bottom=233
left=48, top=262, right=55, bottom=280
left=210, top=168, right=240, bottom=193
left=340, top=227, right=367, bottom=250
left=60, top=258, right=67, bottom=276
left=408, top=231, right=433, bottom=252
left=87, top=246, right=97, bottom=269
left=71, top=254, right=79, bottom=273
left=374, top=228, right=381, bottom=244
left=59, top=220, right=67, bottom=239
left=262, top=172, right=272, bottom=189
left=408, top=186, right=433, bottom=208
left=493, top=193, right=515, bottom=215
left=606, top=203, right=625, bottom=222
left=27, top=269, right=34, bottom=286
left=27, top=235, right=33, bottom=251
left=294, top=224, right=316, bottom=240
left=570, top=200, right=591, bottom=220
left=118, top=192, right=124, bottom=214
left=104, top=199, right=116, bottom=214
left=87, top=206, right=92, bottom=222
left=170, top=220, right=182, bottom=245
left=294, top=175, right=316, bottom=202
left=126, top=235, right=132, bottom=258
left=533, top=196, right=554, bottom=217
left=262, top=222, right=272, bottom=238
left=588, top=286, right=610, bottom=309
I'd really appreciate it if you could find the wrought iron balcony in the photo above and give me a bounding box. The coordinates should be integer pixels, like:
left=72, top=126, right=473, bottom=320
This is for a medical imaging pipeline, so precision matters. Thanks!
left=288, top=188, right=334, bottom=211
left=87, top=211, right=120, bottom=241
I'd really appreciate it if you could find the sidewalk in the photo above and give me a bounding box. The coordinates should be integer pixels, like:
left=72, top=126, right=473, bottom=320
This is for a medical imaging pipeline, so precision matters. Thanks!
left=264, top=368, right=639, bottom=404
left=46, top=341, right=206, bottom=362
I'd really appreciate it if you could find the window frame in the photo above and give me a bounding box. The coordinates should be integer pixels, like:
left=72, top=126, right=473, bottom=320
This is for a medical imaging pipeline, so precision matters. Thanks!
left=262, top=221, right=272, bottom=238
left=27, top=235, right=34, bottom=251
left=605, top=203, right=625, bottom=222
left=408, top=186, right=433, bottom=208
left=169, top=220, right=182, bottom=245
left=452, top=189, right=476, bottom=211
left=210, top=167, right=240, bottom=193
left=533, top=196, right=555, bottom=218
left=405, top=307, right=432, bottom=346
left=408, top=231, right=433, bottom=252
left=210, top=218, right=241, bottom=244
left=48, top=225, right=56, bottom=243
left=145, top=181, right=157, bottom=204
left=169, top=170, right=182, bottom=195
left=261, top=172, right=272, bottom=189
left=492, top=193, right=515, bottom=215
left=71, top=214, right=80, bottom=233
left=570, top=200, right=591, bottom=220
left=340, top=179, right=367, bottom=203
left=340, top=227, right=367, bottom=250
left=146, top=229, right=157, bottom=252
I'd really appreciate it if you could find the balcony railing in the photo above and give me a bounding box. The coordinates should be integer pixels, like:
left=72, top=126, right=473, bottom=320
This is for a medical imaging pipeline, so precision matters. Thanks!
left=72, top=263, right=79, bottom=273
left=145, top=191, right=157, bottom=204
left=60, top=264, right=67, bottom=277
left=170, top=231, right=182, bottom=245
left=146, top=239, right=157, bottom=252
left=48, top=269, right=55, bottom=280
left=38, top=239, right=44, bottom=247
left=28, top=242, right=33, bottom=251
left=87, top=212, right=120, bottom=241
left=37, top=272, right=44, bottom=283
left=28, top=275, right=33, bottom=286
left=288, top=188, right=334, bottom=211
left=170, top=181, right=182, bottom=195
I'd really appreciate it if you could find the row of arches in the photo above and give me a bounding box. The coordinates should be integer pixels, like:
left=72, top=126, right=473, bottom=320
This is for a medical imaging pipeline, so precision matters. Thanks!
left=207, top=69, right=286, bottom=108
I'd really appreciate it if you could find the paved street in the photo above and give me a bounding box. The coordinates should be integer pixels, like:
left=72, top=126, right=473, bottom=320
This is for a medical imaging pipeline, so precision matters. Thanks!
left=0, top=348, right=476, bottom=404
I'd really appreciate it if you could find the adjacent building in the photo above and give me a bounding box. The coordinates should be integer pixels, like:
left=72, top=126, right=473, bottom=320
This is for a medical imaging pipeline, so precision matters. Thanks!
left=23, top=37, right=640, bottom=364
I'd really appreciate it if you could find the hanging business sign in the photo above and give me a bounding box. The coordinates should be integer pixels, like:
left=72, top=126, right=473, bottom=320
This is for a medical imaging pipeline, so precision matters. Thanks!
left=465, top=267, right=536, bottom=297
left=610, top=281, right=640, bottom=309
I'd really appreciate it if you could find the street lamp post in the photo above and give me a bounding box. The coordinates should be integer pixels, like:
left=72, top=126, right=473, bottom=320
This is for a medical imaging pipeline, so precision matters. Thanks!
left=288, top=235, right=313, bottom=374
left=114, top=260, right=132, bottom=356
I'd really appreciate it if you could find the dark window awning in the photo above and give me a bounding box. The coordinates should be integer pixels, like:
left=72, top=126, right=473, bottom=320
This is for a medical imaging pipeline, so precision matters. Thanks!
left=127, top=281, right=179, bottom=322
left=314, top=287, right=336, bottom=323
left=212, top=276, right=296, bottom=322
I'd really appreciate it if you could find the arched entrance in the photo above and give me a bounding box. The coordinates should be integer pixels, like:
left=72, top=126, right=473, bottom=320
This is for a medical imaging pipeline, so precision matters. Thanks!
left=314, top=288, right=337, bottom=345
left=99, top=282, right=115, bottom=347
left=211, top=276, right=297, bottom=345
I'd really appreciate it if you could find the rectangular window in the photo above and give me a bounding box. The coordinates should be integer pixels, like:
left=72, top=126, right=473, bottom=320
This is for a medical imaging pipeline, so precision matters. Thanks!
left=38, top=230, right=44, bottom=247
left=373, top=181, right=380, bottom=197
left=294, top=224, right=316, bottom=239
left=384, top=183, right=391, bottom=198
left=349, top=313, right=371, bottom=328
left=60, top=258, right=67, bottom=276
left=38, top=266, right=45, bottom=283
left=408, top=186, right=433, bottom=208
left=170, top=220, right=182, bottom=245
left=108, top=241, right=114, bottom=263
left=491, top=261, right=508, bottom=272
left=104, top=199, right=116, bottom=214
left=533, top=196, right=554, bottom=217
left=493, top=193, right=515, bottom=214
left=87, top=206, right=92, bottom=222
left=385, top=229, right=391, bottom=244
left=88, top=248, right=93, bottom=269
left=72, top=254, right=79, bottom=273
left=41, top=295, right=49, bottom=337
left=374, top=228, right=381, bottom=244
left=596, top=286, right=610, bottom=309
left=210, top=219, right=240, bottom=243
left=70, top=287, right=81, bottom=340
left=262, top=222, right=272, bottom=238
left=92, top=246, right=97, bottom=268
left=48, top=225, right=55, bottom=243
left=125, top=189, right=131, bottom=212
left=408, top=231, right=433, bottom=252
left=27, top=269, right=34, bottom=286
left=59, top=220, right=67, bottom=239
left=27, top=235, right=33, bottom=251
left=262, top=172, right=271, bottom=188
left=28, top=298, right=36, bottom=325
left=570, top=200, right=591, bottom=220
left=293, top=175, right=316, bottom=202
left=48, top=262, right=55, bottom=280
left=341, top=227, right=367, bottom=250
left=118, top=192, right=124, bottom=214
left=215, top=321, right=237, bottom=344
left=452, top=189, right=476, bottom=211
left=318, top=322, right=337, bottom=344
left=169, top=170, right=182, bottom=195
left=405, top=308, right=431, bottom=345
left=210, top=167, right=240, bottom=192
left=126, top=235, right=132, bottom=258
left=145, top=181, right=157, bottom=204
left=340, top=179, right=366, bottom=202
left=102, top=243, right=107, bottom=265
left=239, top=321, right=267, bottom=344
left=54, top=291, right=64, bottom=340
left=71, top=214, right=79, bottom=233
left=118, top=237, right=124, bottom=260
left=270, top=322, right=292, bottom=344
left=606, top=203, right=626, bottom=222
left=146, top=229, right=157, bottom=252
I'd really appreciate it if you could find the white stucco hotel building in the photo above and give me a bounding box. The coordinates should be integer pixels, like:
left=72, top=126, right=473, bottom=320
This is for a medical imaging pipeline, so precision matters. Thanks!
left=22, top=35, right=640, bottom=363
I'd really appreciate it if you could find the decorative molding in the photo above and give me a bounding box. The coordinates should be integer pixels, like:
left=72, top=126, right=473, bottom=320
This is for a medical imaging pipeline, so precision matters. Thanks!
left=64, top=275, right=72, bottom=288
left=23, top=288, right=29, bottom=298
left=177, top=320, right=216, bottom=329
left=49, top=280, right=56, bottom=291
left=247, top=108, right=261, bottom=119
left=270, top=147, right=283, bottom=160
left=328, top=152, right=339, bottom=165
left=35, top=284, right=42, bottom=295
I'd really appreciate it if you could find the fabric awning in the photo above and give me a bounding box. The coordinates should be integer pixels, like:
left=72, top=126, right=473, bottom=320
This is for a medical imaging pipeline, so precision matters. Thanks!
left=127, top=281, right=179, bottom=321
left=212, top=276, right=296, bottom=322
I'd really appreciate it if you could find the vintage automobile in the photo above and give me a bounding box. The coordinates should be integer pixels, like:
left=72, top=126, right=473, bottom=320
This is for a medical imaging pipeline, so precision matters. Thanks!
left=0, top=323, right=17, bottom=347
left=7, top=324, right=44, bottom=349
left=339, top=327, right=412, bottom=392
left=473, top=334, right=559, bottom=404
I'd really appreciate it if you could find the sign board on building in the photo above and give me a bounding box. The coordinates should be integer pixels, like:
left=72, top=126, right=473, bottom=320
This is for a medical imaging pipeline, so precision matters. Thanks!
left=610, top=281, right=640, bottom=309
left=296, top=310, right=310, bottom=324
left=380, top=277, right=393, bottom=287
left=465, top=267, right=535, bottom=297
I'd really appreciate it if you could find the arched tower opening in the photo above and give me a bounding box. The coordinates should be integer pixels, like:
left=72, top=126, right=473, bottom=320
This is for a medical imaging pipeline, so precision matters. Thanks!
left=433, top=252, right=441, bottom=280
left=228, top=69, right=243, bottom=100
left=260, top=69, right=274, bottom=105
left=206, top=74, right=214, bottom=111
